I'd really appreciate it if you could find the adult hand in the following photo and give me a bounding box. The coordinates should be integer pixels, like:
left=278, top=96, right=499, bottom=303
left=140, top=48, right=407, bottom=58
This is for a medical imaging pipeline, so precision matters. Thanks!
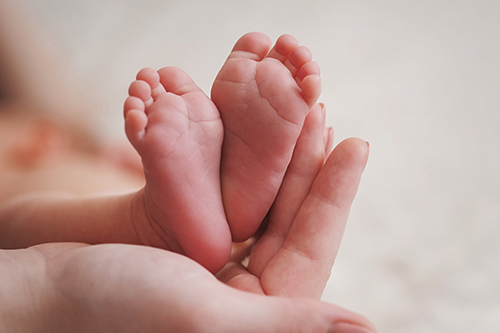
left=219, top=101, right=369, bottom=298
left=219, top=104, right=369, bottom=298
left=0, top=105, right=374, bottom=332
left=216, top=104, right=373, bottom=330
left=2, top=240, right=371, bottom=332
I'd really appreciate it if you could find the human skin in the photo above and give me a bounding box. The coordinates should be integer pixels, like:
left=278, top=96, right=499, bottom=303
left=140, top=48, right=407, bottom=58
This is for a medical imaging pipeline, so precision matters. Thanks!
left=0, top=137, right=374, bottom=333
left=212, top=32, right=322, bottom=242
left=0, top=3, right=374, bottom=330
left=124, top=66, right=232, bottom=271
left=0, top=75, right=323, bottom=274
left=121, top=32, right=323, bottom=271
left=0, top=242, right=373, bottom=333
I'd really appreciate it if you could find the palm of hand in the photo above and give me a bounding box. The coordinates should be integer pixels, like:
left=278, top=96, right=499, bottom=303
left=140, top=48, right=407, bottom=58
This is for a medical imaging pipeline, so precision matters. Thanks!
left=34, top=127, right=370, bottom=332
left=218, top=117, right=366, bottom=299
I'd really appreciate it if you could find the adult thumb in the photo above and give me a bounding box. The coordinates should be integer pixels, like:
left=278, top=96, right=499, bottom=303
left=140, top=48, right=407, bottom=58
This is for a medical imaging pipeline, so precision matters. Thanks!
left=211, top=288, right=376, bottom=333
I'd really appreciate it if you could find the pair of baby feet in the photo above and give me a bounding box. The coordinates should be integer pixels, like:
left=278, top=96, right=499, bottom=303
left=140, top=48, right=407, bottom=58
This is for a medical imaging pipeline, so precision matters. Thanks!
left=123, top=32, right=322, bottom=272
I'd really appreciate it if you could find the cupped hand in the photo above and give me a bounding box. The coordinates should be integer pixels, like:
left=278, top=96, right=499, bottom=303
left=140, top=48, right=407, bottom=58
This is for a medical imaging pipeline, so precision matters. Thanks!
left=218, top=104, right=369, bottom=300
left=14, top=240, right=372, bottom=332
left=2, top=104, right=374, bottom=332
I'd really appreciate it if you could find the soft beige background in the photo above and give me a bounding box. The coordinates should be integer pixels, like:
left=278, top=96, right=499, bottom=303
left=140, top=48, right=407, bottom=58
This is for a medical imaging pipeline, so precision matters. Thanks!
left=20, top=0, right=500, bottom=331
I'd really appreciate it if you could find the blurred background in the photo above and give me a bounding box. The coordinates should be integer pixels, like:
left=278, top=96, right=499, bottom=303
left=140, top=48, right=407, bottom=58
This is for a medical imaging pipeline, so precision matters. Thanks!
left=16, top=0, right=500, bottom=331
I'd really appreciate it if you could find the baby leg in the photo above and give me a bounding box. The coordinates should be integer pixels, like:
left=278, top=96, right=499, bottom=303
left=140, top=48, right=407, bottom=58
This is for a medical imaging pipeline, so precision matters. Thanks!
left=125, top=67, right=231, bottom=272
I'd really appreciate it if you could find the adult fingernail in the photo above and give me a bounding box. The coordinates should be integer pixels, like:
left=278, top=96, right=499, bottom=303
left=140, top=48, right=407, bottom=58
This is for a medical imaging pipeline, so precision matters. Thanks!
left=329, top=322, right=375, bottom=333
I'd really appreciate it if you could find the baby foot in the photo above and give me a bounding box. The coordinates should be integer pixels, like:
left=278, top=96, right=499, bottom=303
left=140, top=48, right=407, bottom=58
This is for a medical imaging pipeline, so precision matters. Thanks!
left=211, top=32, right=321, bottom=241
left=124, top=67, right=231, bottom=272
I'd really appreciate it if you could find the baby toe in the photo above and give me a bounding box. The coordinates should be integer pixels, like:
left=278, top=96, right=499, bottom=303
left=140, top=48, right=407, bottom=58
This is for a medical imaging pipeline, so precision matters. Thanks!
left=125, top=109, right=148, bottom=143
left=300, top=74, right=322, bottom=106
left=285, top=45, right=313, bottom=77
left=128, top=80, right=154, bottom=107
left=123, top=96, right=145, bottom=118
left=296, top=61, right=321, bottom=83
left=228, top=32, right=273, bottom=61
left=266, top=34, right=300, bottom=63
left=157, top=66, right=203, bottom=96
left=136, top=68, right=165, bottom=99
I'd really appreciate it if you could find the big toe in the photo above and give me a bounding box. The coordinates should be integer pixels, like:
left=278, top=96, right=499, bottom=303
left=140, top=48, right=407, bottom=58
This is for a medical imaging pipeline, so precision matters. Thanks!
left=228, top=32, right=273, bottom=61
left=157, top=66, right=202, bottom=96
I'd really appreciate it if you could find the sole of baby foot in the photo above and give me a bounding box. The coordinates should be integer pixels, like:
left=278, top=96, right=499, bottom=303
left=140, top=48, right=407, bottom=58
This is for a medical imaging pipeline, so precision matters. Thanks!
left=211, top=32, right=322, bottom=241
left=124, top=67, right=231, bottom=272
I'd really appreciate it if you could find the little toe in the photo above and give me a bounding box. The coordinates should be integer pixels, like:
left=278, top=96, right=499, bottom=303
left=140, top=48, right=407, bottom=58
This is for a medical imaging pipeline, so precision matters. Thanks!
left=284, top=45, right=313, bottom=78
left=125, top=109, right=148, bottom=142
left=128, top=80, right=154, bottom=107
left=123, top=96, right=145, bottom=118
left=136, top=67, right=165, bottom=99
left=300, top=74, right=322, bottom=106
left=293, top=59, right=321, bottom=106
left=228, top=32, right=273, bottom=61
left=266, top=34, right=300, bottom=63
left=296, top=61, right=321, bottom=84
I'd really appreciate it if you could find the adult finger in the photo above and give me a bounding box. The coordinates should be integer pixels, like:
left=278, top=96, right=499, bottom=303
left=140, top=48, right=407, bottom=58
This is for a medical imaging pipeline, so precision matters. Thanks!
left=325, top=126, right=334, bottom=157
left=203, top=281, right=376, bottom=333
left=261, top=138, right=369, bottom=298
left=232, top=294, right=376, bottom=333
left=247, top=103, right=326, bottom=277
